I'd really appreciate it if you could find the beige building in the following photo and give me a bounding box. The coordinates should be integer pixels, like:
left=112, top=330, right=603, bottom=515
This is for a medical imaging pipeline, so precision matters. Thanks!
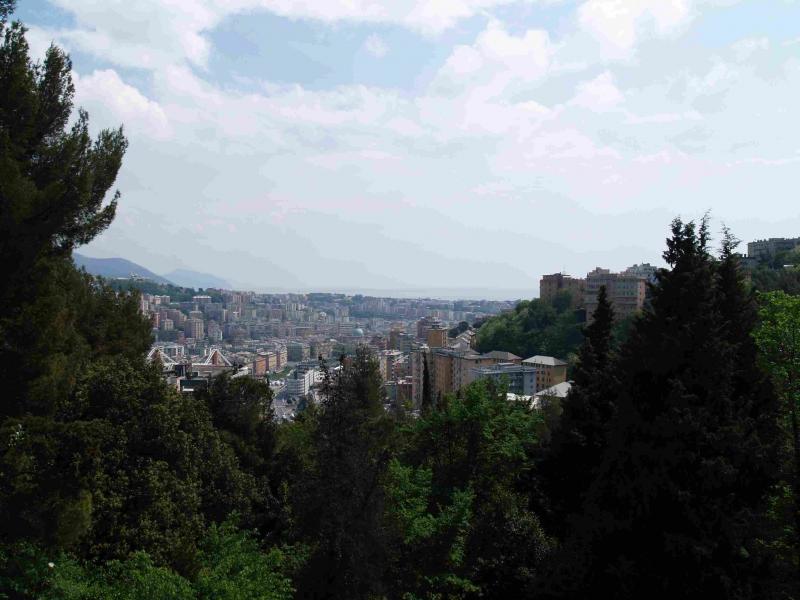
left=379, top=349, right=403, bottom=381
left=185, top=318, right=204, bottom=340
left=522, top=355, right=568, bottom=390
left=539, top=273, right=585, bottom=308
left=411, top=346, right=536, bottom=408
left=426, top=325, right=448, bottom=349
left=584, top=267, right=647, bottom=321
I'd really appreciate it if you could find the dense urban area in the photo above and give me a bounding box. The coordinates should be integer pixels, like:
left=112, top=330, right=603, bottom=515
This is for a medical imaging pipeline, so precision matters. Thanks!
left=3, top=2, right=800, bottom=599
left=130, top=239, right=797, bottom=425
left=130, top=262, right=656, bottom=419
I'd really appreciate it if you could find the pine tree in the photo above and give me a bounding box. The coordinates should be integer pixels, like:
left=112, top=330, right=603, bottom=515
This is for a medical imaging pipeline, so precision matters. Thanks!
left=574, top=218, right=780, bottom=598
left=0, top=10, right=127, bottom=416
left=0, top=16, right=262, bottom=574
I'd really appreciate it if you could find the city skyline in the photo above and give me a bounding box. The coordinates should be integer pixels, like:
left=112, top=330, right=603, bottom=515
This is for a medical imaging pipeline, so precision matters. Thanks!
left=15, top=0, right=800, bottom=292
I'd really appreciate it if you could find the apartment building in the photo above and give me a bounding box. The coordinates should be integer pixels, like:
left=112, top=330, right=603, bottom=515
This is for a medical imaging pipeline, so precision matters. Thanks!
left=472, top=363, right=539, bottom=396
left=521, top=355, right=568, bottom=390
left=539, top=273, right=585, bottom=308
left=584, top=267, right=648, bottom=321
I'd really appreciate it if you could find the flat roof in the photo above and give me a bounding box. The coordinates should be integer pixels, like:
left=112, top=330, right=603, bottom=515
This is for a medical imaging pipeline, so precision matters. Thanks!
left=523, top=355, right=567, bottom=366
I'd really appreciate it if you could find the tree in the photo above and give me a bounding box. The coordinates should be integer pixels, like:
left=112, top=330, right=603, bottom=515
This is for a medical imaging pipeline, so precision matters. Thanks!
left=475, top=298, right=583, bottom=360
left=201, top=373, right=276, bottom=470
left=0, top=357, right=262, bottom=571
left=544, top=285, right=616, bottom=535
left=292, top=347, right=395, bottom=599
left=0, top=9, right=128, bottom=416
left=755, top=290, right=800, bottom=591
left=448, top=321, right=470, bottom=337
left=421, top=353, right=433, bottom=415
left=197, top=373, right=283, bottom=535
left=0, top=522, right=300, bottom=600
left=386, top=380, right=550, bottom=599
left=569, top=218, right=781, bottom=598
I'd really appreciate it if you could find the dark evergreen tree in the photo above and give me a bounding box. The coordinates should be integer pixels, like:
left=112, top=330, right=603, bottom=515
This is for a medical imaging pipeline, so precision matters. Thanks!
left=421, top=353, right=433, bottom=414
left=572, top=218, right=780, bottom=598
left=293, top=347, right=394, bottom=599
left=197, top=373, right=284, bottom=535
left=0, top=15, right=262, bottom=576
left=544, top=285, right=616, bottom=535
left=0, top=8, right=127, bottom=416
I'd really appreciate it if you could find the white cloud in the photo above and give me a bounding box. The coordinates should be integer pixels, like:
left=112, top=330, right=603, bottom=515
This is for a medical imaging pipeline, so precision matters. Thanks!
left=48, top=0, right=216, bottom=68
left=363, top=34, right=388, bottom=58
left=569, top=71, right=624, bottom=111
left=433, top=20, right=553, bottom=99
left=248, top=0, right=554, bottom=34
left=577, top=0, right=693, bottom=52
left=40, top=0, right=561, bottom=76
left=74, top=70, right=171, bottom=139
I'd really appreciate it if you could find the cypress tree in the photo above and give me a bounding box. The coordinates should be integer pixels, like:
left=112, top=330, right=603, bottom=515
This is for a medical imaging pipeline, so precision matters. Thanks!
left=544, top=285, right=616, bottom=534
left=421, top=353, right=433, bottom=415
left=575, top=218, right=780, bottom=598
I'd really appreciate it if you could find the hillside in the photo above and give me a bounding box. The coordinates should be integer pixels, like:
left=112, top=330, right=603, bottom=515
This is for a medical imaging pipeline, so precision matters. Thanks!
left=73, top=253, right=173, bottom=284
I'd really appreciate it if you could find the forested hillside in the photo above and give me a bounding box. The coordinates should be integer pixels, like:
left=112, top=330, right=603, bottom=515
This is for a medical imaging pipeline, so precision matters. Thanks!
left=474, top=292, right=584, bottom=361
left=474, top=290, right=633, bottom=363
left=1, top=4, right=798, bottom=598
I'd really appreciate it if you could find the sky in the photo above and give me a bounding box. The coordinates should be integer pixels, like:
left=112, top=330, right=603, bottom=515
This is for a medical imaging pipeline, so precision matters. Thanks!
left=14, top=0, right=800, bottom=298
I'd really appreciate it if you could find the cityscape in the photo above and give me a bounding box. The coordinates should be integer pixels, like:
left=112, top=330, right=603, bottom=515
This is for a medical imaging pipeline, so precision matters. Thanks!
left=116, top=236, right=795, bottom=423
left=3, top=0, right=800, bottom=597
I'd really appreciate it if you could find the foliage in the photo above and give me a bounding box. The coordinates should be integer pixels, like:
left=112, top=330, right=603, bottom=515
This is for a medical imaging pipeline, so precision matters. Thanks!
left=386, top=380, right=551, bottom=599
left=475, top=295, right=582, bottom=360
left=754, top=290, right=800, bottom=594
left=563, top=218, right=781, bottom=598
left=193, top=521, right=300, bottom=600
left=750, top=264, right=800, bottom=296
left=196, top=373, right=285, bottom=535
left=0, top=523, right=299, bottom=600
left=289, top=349, right=396, bottom=599
left=543, top=285, right=617, bottom=535
left=448, top=321, right=470, bottom=337
left=105, top=278, right=224, bottom=303
left=0, top=357, right=261, bottom=570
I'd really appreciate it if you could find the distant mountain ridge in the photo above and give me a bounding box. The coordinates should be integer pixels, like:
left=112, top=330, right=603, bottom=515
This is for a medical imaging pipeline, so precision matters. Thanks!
left=73, top=253, right=173, bottom=285
left=73, top=253, right=232, bottom=290
left=164, top=269, right=232, bottom=290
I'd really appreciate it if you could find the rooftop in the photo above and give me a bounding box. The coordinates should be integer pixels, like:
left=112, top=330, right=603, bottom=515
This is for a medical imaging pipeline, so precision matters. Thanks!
left=534, top=381, right=572, bottom=399
left=482, top=350, right=522, bottom=361
left=523, top=355, right=567, bottom=367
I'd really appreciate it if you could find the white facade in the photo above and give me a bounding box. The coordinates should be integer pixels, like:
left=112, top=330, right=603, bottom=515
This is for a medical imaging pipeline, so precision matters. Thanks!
left=287, top=368, right=315, bottom=397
